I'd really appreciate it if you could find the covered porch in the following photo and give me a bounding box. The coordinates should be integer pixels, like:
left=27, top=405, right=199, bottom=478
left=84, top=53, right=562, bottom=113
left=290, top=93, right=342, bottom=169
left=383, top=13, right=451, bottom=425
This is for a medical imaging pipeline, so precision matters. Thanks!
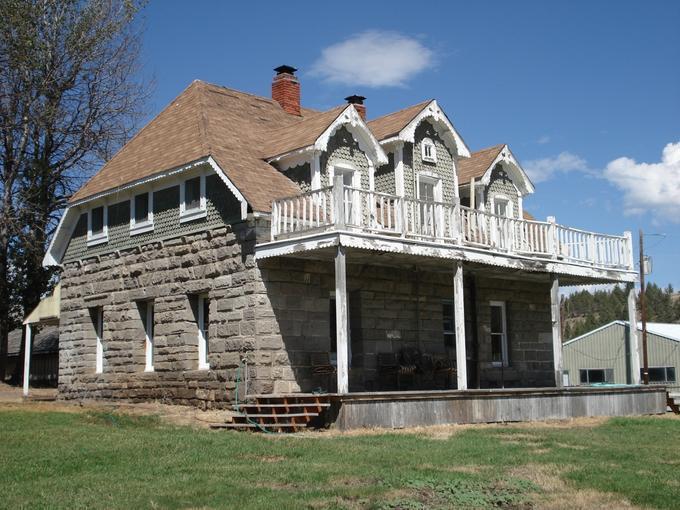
left=255, top=245, right=640, bottom=397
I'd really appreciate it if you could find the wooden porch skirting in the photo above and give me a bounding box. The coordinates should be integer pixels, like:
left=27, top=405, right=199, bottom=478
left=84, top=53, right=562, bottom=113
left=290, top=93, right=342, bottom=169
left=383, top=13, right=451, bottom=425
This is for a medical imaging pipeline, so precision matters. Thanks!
left=326, top=386, right=667, bottom=430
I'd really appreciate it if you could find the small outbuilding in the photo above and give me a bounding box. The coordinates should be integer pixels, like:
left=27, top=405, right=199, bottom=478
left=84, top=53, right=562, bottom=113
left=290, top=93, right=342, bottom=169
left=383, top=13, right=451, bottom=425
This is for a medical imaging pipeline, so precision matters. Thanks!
left=563, top=321, right=679, bottom=390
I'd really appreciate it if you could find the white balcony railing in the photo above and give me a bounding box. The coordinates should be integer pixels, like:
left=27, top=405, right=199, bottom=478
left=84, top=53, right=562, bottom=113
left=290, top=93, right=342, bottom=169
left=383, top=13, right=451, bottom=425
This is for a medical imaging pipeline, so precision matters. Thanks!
left=271, top=177, right=634, bottom=271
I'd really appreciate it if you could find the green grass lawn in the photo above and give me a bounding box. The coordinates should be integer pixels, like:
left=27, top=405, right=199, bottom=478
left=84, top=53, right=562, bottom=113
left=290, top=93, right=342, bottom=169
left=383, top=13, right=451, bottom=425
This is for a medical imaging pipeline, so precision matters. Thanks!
left=1, top=407, right=678, bottom=509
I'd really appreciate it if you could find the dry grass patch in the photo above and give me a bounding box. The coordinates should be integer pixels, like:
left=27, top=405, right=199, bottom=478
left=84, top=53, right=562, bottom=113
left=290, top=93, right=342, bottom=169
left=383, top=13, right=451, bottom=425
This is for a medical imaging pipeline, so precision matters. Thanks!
left=509, top=464, right=642, bottom=510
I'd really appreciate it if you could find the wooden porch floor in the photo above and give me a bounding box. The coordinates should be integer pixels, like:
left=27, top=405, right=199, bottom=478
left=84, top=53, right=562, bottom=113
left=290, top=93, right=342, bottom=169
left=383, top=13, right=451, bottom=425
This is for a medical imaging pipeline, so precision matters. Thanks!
left=249, top=386, right=667, bottom=431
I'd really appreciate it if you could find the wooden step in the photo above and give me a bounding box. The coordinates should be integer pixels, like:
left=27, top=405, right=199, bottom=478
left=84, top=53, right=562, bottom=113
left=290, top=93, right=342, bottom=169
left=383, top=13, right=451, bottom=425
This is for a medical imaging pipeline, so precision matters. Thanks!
left=237, top=402, right=331, bottom=409
left=234, top=412, right=318, bottom=419
left=210, top=422, right=304, bottom=431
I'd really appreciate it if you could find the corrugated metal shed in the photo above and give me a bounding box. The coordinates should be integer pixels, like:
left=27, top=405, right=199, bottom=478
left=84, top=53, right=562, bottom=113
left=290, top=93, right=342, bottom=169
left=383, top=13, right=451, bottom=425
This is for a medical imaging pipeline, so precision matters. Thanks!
left=563, top=321, right=680, bottom=389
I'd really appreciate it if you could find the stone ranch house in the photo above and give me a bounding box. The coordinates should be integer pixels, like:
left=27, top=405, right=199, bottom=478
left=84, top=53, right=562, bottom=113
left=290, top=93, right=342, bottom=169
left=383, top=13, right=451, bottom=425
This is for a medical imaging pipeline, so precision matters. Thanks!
left=45, top=66, right=644, bottom=412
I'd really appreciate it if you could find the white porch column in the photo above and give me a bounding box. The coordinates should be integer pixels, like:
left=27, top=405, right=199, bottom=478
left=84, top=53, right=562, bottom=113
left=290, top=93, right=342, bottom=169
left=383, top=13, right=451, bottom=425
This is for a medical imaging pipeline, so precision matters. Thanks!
left=550, top=275, right=563, bottom=387
left=311, top=151, right=321, bottom=190
left=453, top=262, right=467, bottom=390
left=335, top=245, right=349, bottom=394
left=627, top=282, right=642, bottom=384
left=23, top=323, right=32, bottom=397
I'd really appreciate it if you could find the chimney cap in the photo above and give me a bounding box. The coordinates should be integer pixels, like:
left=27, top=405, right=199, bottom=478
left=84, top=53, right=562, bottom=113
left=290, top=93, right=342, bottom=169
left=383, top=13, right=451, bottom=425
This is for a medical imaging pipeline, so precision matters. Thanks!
left=274, top=65, right=298, bottom=75
left=345, top=95, right=366, bottom=105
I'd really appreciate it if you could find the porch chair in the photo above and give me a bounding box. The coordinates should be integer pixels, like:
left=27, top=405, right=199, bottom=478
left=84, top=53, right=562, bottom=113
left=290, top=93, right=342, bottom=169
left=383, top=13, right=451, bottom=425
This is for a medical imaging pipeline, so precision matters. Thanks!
left=311, top=352, right=336, bottom=393
left=433, top=355, right=456, bottom=389
left=398, top=347, right=420, bottom=390
left=377, top=352, right=401, bottom=390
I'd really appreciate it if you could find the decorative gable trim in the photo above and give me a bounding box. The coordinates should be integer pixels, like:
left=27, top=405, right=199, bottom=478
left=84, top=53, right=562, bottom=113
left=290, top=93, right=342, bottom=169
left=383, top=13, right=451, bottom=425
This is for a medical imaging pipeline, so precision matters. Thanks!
left=382, top=100, right=471, bottom=158
left=314, top=105, right=388, bottom=166
left=479, top=144, right=535, bottom=195
left=269, top=105, right=389, bottom=171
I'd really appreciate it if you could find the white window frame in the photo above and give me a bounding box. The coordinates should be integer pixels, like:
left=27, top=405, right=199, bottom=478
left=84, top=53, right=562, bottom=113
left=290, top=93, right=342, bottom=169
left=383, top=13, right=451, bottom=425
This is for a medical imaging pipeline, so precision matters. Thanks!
left=489, top=300, right=508, bottom=367
left=94, top=307, right=104, bottom=374
left=144, top=301, right=155, bottom=372
left=417, top=173, right=443, bottom=236
left=490, top=194, right=514, bottom=218
left=87, top=205, right=108, bottom=246
left=130, top=191, right=154, bottom=236
left=330, top=163, right=360, bottom=224
left=421, top=137, right=437, bottom=163
left=180, top=174, right=207, bottom=223
left=197, top=295, right=210, bottom=370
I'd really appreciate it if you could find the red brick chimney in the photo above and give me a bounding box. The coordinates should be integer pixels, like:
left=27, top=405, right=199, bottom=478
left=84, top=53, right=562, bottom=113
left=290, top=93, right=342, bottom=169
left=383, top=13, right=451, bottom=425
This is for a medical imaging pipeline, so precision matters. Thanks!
left=272, top=65, right=301, bottom=116
left=345, top=95, right=366, bottom=120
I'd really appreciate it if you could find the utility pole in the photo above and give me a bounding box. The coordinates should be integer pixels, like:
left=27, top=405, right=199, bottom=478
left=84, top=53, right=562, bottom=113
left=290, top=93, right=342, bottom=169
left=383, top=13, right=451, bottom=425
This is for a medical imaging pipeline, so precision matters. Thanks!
left=639, top=229, right=649, bottom=385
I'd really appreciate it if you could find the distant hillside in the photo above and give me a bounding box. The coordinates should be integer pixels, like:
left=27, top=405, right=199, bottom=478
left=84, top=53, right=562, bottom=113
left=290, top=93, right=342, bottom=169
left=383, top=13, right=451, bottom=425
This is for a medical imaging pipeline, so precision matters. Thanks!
left=562, top=283, right=680, bottom=340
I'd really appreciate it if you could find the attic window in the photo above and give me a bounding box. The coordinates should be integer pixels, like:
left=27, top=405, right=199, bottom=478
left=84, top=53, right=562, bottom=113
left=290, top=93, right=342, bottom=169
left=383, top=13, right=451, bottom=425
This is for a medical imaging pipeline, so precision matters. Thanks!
left=87, top=205, right=108, bottom=246
left=422, top=138, right=436, bottom=163
left=180, top=175, right=207, bottom=223
left=130, top=191, right=154, bottom=235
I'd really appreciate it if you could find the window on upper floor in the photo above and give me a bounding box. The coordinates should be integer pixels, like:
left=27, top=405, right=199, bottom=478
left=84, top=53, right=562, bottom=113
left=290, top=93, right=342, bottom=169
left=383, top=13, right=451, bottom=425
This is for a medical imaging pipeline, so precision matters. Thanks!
left=421, top=137, right=436, bottom=163
left=492, top=195, right=513, bottom=218
left=130, top=191, right=154, bottom=235
left=180, top=175, right=207, bottom=222
left=87, top=205, right=108, bottom=246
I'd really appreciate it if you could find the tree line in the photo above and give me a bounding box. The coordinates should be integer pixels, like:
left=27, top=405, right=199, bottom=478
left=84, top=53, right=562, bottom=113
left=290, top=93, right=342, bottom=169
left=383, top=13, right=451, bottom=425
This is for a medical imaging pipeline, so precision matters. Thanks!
left=562, top=283, right=680, bottom=340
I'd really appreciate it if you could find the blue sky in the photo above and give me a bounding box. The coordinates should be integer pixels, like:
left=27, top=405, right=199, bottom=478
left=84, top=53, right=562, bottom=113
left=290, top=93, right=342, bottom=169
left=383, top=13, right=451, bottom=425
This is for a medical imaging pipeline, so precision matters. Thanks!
left=140, top=0, right=679, bottom=289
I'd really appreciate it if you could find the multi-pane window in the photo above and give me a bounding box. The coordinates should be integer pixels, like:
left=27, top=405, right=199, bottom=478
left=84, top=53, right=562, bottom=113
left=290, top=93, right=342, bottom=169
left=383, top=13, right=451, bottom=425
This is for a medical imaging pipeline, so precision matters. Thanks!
left=494, top=198, right=509, bottom=218
left=421, top=137, right=436, bottom=163
left=141, top=301, right=155, bottom=372
left=644, top=367, right=676, bottom=383
left=580, top=368, right=614, bottom=384
left=490, top=301, right=508, bottom=366
left=442, top=300, right=455, bottom=348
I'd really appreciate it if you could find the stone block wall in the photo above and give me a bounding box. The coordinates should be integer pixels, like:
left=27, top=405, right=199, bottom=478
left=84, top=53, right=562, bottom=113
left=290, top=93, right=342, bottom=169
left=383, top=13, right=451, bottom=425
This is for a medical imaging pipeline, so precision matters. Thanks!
left=59, top=215, right=555, bottom=406
left=473, top=275, right=554, bottom=388
left=59, top=223, right=263, bottom=409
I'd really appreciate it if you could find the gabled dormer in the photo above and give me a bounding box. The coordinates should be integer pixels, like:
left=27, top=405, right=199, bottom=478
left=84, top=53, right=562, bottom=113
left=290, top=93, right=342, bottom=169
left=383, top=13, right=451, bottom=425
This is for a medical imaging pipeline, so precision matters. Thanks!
left=264, top=102, right=388, bottom=194
left=369, top=100, right=471, bottom=203
left=457, top=144, right=534, bottom=219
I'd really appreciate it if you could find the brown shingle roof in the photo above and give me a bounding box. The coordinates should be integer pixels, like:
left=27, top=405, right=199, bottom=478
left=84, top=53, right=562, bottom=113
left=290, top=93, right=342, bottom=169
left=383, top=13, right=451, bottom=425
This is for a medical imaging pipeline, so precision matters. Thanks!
left=457, top=144, right=505, bottom=185
left=70, top=81, right=307, bottom=211
left=263, top=105, right=347, bottom=159
left=367, top=100, right=431, bottom=141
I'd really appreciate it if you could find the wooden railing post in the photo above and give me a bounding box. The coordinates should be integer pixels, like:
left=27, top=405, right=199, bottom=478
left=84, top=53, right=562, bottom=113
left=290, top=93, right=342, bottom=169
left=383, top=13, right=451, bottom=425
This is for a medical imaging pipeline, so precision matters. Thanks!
left=333, top=174, right=345, bottom=230
left=623, top=231, right=633, bottom=270
left=271, top=200, right=278, bottom=241
left=401, top=197, right=408, bottom=238
left=547, top=216, right=557, bottom=258
left=452, top=197, right=461, bottom=243
left=588, top=233, right=597, bottom=265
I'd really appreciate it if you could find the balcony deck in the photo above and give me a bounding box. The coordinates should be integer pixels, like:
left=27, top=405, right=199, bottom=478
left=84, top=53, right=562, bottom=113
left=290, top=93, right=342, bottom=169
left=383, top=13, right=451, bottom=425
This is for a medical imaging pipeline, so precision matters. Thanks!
left=256, top=183, right=636, bottom=283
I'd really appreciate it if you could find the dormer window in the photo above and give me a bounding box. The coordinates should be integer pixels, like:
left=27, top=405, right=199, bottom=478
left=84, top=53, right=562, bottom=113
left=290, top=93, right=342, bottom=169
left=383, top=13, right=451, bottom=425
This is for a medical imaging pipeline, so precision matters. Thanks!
left=130, top=191, right=154, bottom=235
left=180, top=175, right=207, bottom=223
left=87, top=205, right=108, bottom=246
left=422, top=137, right=436, bottom=163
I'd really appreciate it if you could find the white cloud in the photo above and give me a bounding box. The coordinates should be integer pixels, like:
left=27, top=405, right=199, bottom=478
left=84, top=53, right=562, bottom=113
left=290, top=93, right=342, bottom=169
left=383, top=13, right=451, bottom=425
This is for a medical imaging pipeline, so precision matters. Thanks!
left=523, top=152, right=590, bottom=183
left=603, top=141, right=680, bottom=221
left=310, top=31, right=435, bottom=88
